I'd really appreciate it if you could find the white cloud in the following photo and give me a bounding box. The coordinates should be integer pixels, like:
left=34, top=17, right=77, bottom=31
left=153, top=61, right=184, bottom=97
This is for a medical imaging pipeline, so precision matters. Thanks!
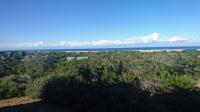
left=59, top=39, right=137, bottom=47
left=17, top=41, right=44, bottom=48
left=167, top=37, right=189, bottom=43
left=141, top=32, right=159, bottom=43
left=58, top=32, right=199, bottom=47
left=59, top=40, right=116, bottom=47
left=59, top=33, right=160, bottom=47
left=1, top=33, right=196, bottom=49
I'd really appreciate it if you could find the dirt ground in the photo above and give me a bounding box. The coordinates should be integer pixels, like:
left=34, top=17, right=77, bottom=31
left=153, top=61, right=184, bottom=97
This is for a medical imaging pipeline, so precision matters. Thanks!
left=0, top=97, right=40, bottom=108
left=196, top=78, right=200, bottom=88
left=0, top=97, right=69, bottom=112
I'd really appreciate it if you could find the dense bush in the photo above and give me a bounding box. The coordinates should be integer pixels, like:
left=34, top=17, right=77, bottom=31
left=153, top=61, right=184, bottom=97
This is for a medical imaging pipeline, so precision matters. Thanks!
left=1, top=51, right=200, bottom=111
left=40, top=76, right=152, bottom=112
left=0, top=79, right=26, bottom=99
left=160, top=75, right=195, bottom=92
left=151, top=89, right=200, bottom=112
left=25, top=76, right=49, bottom=98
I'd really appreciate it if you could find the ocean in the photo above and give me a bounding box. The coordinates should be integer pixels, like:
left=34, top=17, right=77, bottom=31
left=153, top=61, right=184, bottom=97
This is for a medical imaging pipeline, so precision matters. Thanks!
left=56, top=46, right=200, bottom=52
left=1, top=46, right=200, bottom=52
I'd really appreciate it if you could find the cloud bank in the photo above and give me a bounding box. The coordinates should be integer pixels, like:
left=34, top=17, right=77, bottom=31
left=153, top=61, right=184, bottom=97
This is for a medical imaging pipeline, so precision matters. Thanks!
left=167, top=37, right=189, bottom=43
left=59, top=32, right=159, bottom=47
left=58, top=32, right=195, bottom=47
left=17, top=41, right=44, bottom=48
left=2, top=32, right=199, bottom=49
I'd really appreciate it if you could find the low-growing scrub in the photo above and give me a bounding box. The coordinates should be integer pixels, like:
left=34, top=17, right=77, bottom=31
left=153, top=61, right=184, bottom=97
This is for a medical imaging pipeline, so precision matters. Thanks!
left=160, top=75, right=195, bottom=92
left=25, top=76, right=49, bottom=98
left=40, top=76, right=152, bottom=112
left=37, top=74, right=199, bottom=112
left=0, top=79, right=26, bottom=99
left=1, top=51, right=200, bottom=111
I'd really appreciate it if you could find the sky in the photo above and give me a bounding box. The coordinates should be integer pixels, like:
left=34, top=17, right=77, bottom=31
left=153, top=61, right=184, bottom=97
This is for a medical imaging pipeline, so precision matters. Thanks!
left=0, top=0, right=200, bottom=50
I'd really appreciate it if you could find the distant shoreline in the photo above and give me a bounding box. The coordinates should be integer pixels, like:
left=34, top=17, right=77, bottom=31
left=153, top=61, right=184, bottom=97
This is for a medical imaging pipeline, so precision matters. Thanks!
left=1, top=46, right=200, bottom=52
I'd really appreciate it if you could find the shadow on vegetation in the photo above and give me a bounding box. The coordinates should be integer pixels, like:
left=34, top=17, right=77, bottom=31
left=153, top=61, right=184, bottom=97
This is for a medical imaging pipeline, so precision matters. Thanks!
left=1, top=77, right=200, bottom=112
left=40, top=77, right=150, bottom=112
left=40, top=76, right=200, bottom=112
left=154, top=88, right=200, bottom=112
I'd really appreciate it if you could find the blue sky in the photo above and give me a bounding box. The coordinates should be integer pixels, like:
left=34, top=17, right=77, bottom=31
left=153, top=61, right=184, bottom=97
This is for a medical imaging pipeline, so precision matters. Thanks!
left=0, top=0, right=200, bottom=49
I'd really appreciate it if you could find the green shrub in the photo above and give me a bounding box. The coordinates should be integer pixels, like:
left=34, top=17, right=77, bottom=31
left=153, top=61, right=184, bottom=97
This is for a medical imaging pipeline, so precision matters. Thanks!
left=160, top=75, right=195, bottom=92
left=40, top=76, right=151, bottom=112
left=25, top=76, right=49, bottom=98
left=163, top=89, right=200, bottom=112
left=0, top=79, right=26, bottom=99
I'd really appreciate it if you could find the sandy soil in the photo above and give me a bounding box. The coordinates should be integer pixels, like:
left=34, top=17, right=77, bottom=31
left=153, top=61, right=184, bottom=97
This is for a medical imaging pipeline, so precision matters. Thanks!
left=196, top=78, right=200, bottom=88
left=0, top=97, right=69, bottom=112
left=0, top=97, right=40, bottom=108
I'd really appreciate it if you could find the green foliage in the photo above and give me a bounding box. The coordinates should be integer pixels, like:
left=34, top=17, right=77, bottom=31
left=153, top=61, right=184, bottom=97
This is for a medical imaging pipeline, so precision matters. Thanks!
left=40, top=75, right=151, bottom=112
left=150, top=88, right=200, bottom=112
left=160, top=75, right=195, bottom=92
left=1, top=51, right=200, bottom=111
left=23, top=55, right=56, bottom=79
left=25, top=76, right=49, bottom=98
left=0, top=79, right=26, bottom=99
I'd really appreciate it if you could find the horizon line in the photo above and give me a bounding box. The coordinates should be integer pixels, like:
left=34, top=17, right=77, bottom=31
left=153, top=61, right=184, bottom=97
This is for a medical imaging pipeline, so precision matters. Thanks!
left=1, top=45, right=200, bottom=52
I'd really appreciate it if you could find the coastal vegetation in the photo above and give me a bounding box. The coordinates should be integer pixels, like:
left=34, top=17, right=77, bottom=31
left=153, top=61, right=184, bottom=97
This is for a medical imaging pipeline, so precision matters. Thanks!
left=0, top=50, right=200, bottom=112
